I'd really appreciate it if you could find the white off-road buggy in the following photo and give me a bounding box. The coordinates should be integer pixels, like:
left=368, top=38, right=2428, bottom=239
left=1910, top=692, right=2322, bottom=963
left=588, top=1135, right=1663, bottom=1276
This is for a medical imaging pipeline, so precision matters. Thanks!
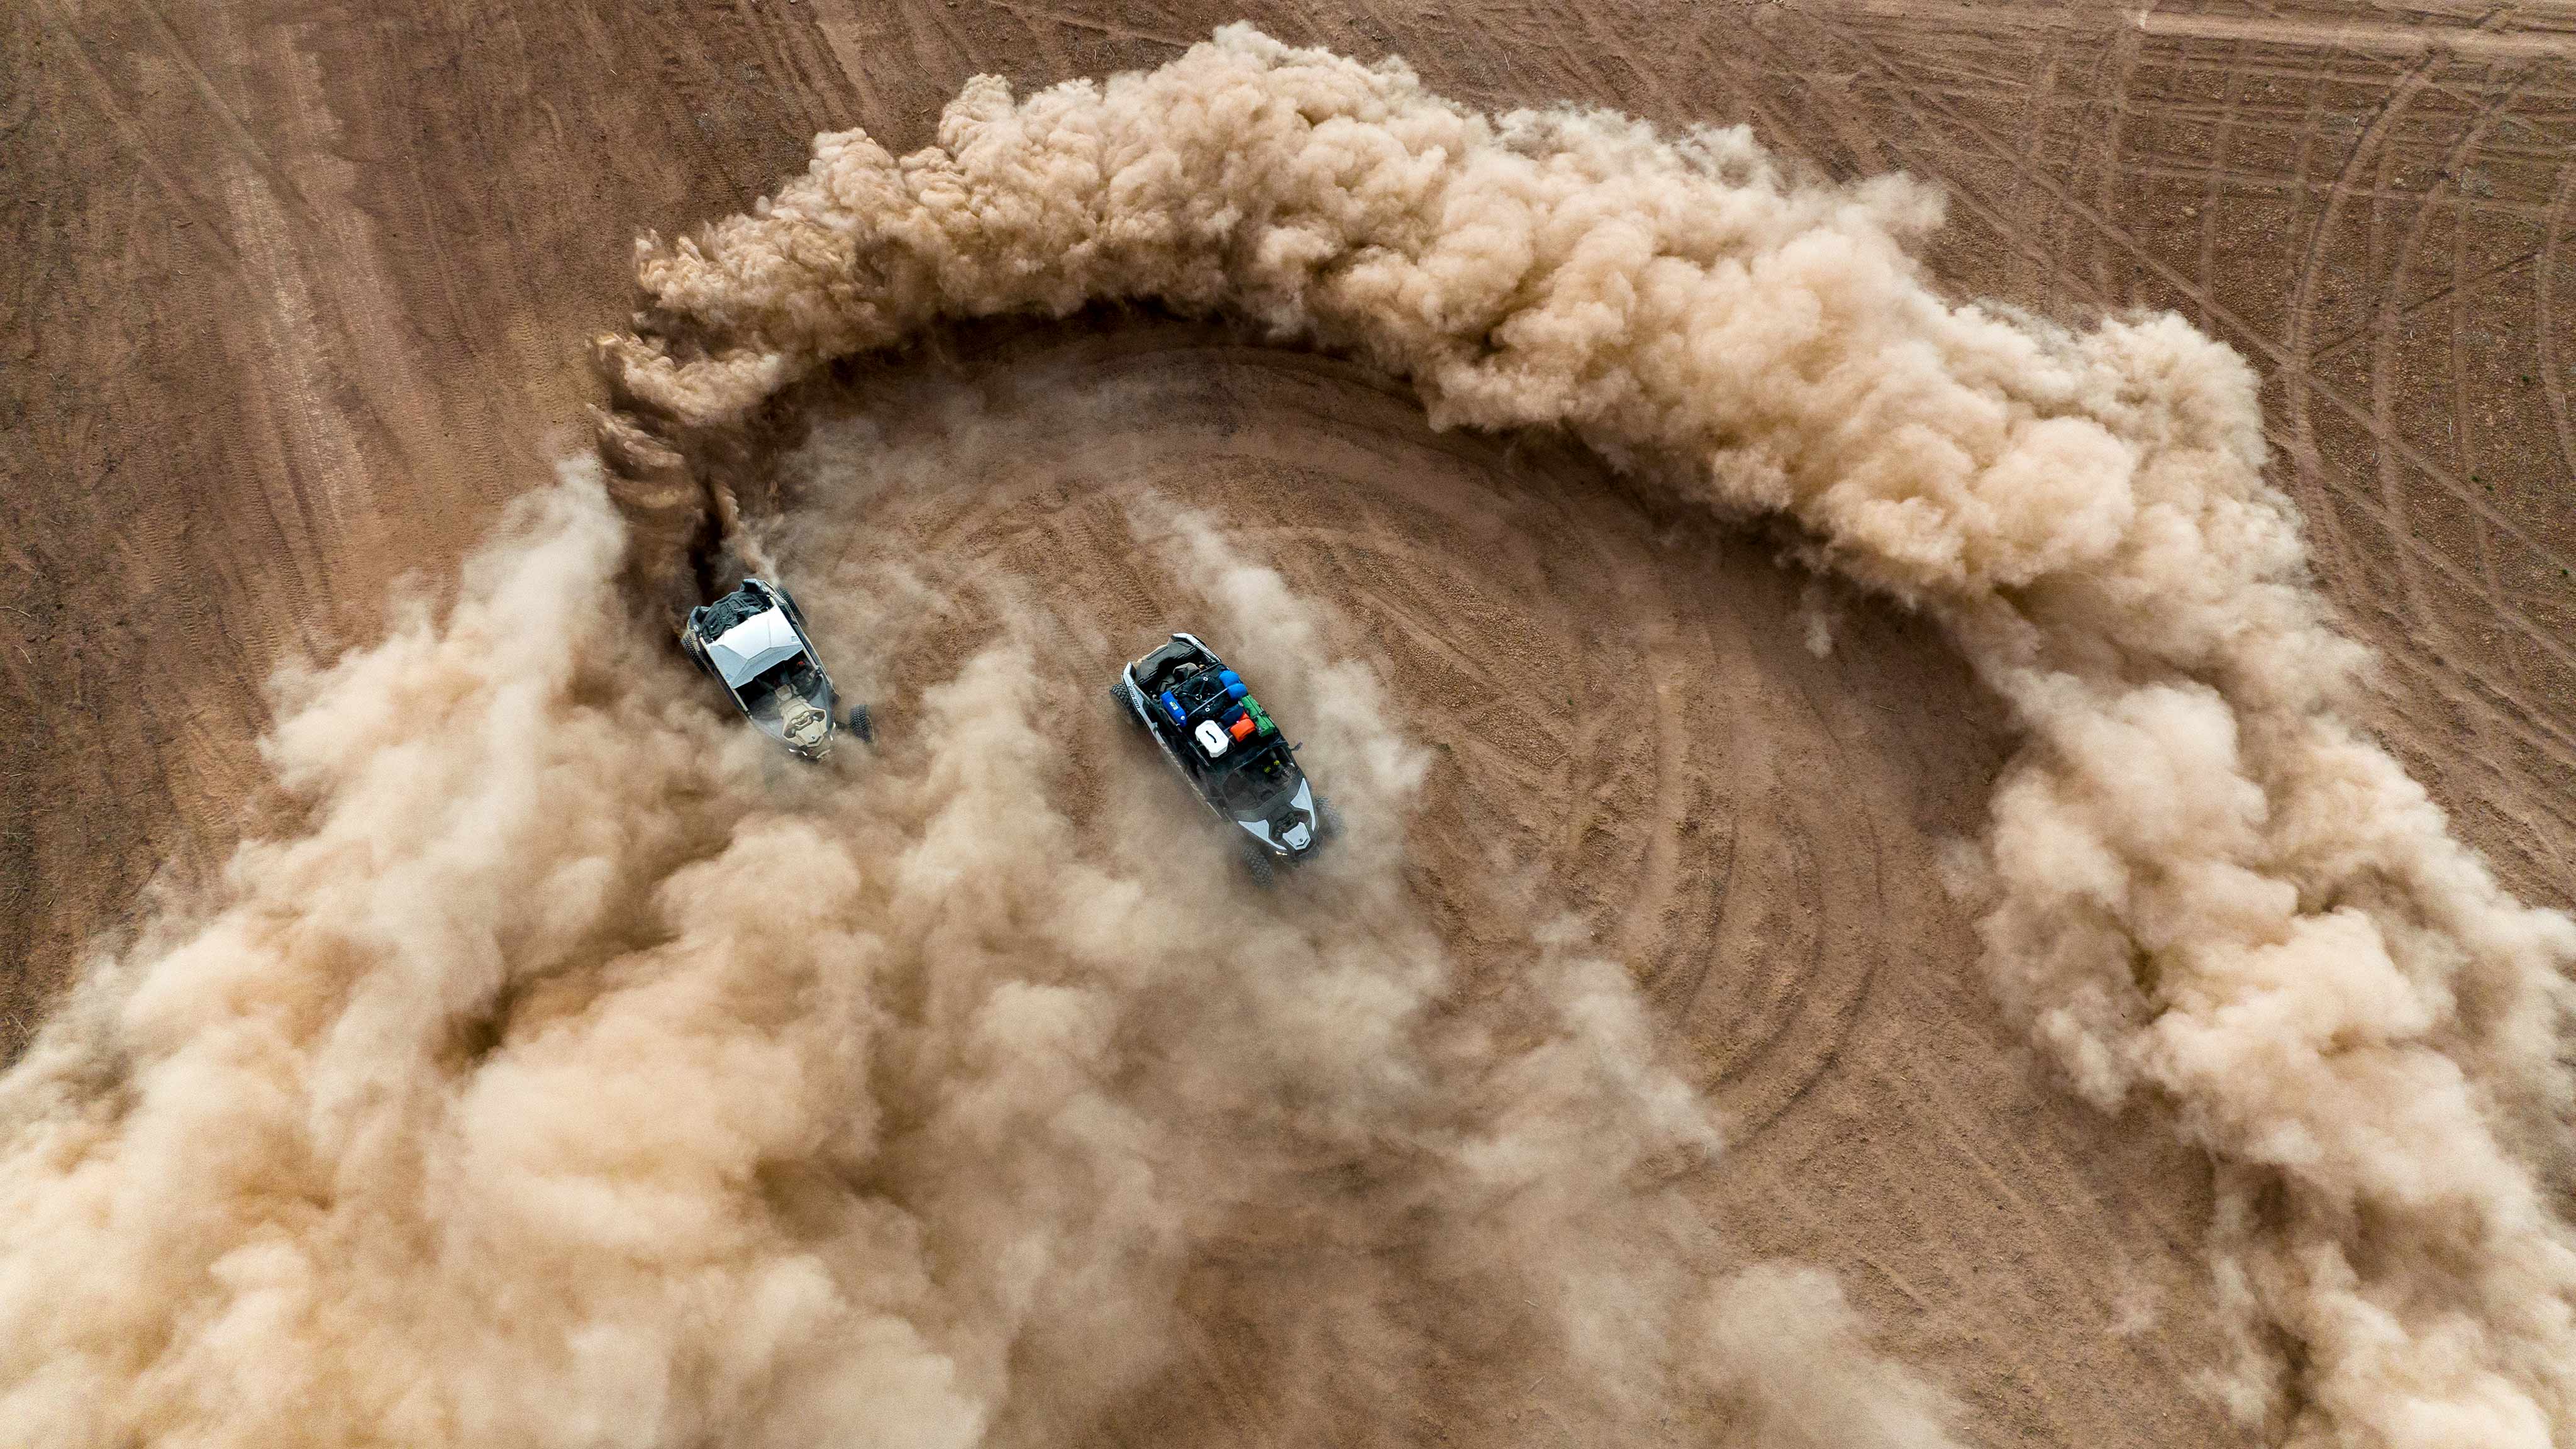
left=681, top=578, right=869, bottom=760
left=1113, top=632, right=1335, bottom=876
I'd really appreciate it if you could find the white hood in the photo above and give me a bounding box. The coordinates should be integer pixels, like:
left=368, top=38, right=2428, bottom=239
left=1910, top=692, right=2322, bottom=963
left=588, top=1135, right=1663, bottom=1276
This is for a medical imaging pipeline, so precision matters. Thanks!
left=1238, top=779, right=1317, bottom=855
left=706, top=609, right=804, bottom=687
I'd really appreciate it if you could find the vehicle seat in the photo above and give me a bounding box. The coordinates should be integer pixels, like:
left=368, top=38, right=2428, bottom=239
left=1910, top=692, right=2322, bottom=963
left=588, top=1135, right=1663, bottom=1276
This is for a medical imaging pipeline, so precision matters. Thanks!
left=1136, top=641, right=1202, bottom=692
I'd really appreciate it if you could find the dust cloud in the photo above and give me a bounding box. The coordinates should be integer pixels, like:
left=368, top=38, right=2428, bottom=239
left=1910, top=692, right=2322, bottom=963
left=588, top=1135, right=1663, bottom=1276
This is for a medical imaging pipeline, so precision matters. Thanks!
left=0, top=464, right=1960, bottom=1446
left=1, top=23, right=2568, bottom=1449
left=586, top=26, right=2576, bottom=1449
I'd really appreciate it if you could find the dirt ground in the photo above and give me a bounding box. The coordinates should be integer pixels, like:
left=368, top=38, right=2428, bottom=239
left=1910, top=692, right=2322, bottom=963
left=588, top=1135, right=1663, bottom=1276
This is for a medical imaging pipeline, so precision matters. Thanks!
left=6, top=0, right=2572, bottom=1443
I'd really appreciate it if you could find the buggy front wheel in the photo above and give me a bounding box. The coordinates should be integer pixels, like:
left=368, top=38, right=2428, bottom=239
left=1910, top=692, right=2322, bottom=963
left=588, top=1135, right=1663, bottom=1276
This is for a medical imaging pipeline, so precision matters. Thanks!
left=1239, top=840, right=1277, bottom=887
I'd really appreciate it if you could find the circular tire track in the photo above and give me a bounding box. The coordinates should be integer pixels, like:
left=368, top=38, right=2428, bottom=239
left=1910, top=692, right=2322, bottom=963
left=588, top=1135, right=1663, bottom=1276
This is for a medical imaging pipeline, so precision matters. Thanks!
left=769, top=323, right=1913, bottom=1124
left=748, top=319, right=2255, bottom=1446
left=7, top=4, right=2573, bottom=1446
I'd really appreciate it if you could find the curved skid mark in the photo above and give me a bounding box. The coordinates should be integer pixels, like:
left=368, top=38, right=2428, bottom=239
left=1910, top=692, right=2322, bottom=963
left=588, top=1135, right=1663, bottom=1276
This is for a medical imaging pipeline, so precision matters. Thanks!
left=2358, top=63, right=2529, bottom=672
left=1702, top=665, right=1884, bottom=1152
left=24, top=0, right=245, bottom=265
left=987, top=1, right=1199, bottom=52
left=2279, top=32, right=2445, bottom=443
left=2092, top=19, right=2143, bottom=300
left=2192, top=45, right=2246, bottom=330
left=128, top=0, right=318, bottom=219
left=1795, top=13, right=2576, bottom=596
left=2131, top=10, right=2576, bottom=65
left=1607, top=567, right=1692, bottom=977
left=2306, top=245, right=2545, bottom=360
left=2440, top=83, right=2524, bottom=689
left=2538, top=158, right=2576, bottom=480
left=2347, top=71, right=2576, bottom=771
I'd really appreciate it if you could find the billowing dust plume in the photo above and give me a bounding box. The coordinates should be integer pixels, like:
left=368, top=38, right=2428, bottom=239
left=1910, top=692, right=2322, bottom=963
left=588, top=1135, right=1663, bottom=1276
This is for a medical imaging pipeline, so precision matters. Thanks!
left=4, top=25, right=2570, bottom=1449
left=579, top=26, right=2576, bottom=1448
left=0, top=462, right=1960, bottom=1446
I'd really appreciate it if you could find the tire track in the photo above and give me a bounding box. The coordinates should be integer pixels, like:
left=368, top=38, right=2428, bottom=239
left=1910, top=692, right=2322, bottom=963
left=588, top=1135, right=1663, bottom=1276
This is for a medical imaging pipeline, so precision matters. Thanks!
left=2538, top=155, right=2576, bottom=479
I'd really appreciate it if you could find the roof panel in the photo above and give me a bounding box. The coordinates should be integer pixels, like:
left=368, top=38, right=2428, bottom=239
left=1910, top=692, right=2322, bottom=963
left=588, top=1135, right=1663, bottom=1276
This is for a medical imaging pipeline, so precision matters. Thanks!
left=706, top=609, right=805, bottom=687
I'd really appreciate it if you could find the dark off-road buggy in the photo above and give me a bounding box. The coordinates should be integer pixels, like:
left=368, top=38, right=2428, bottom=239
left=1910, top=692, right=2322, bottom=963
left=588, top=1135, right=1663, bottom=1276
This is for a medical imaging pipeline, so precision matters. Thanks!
left=1113, top=632, right=1336, bottom=877
left=681, top=578, right=870, bottom=760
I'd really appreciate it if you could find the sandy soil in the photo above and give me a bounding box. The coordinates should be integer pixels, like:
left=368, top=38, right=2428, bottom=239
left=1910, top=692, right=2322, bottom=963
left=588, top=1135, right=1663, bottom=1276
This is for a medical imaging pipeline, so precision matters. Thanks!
left=6, top=1, right=2572, bottom=1443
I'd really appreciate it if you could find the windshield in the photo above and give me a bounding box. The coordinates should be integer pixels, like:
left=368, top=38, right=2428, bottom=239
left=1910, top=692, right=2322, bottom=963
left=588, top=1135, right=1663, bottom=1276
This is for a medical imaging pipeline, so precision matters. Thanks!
left=1213, top=744, right=1297, bottom=814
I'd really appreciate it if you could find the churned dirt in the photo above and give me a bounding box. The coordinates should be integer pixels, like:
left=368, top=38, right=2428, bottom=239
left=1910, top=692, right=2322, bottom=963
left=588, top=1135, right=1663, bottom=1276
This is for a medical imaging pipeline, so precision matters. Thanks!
left=6, top=1, right=2572, bottom=1443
